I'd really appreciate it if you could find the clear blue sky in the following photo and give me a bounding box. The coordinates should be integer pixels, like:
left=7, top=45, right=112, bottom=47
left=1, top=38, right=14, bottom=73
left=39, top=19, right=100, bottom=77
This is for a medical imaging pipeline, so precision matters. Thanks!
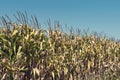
left=0, top=0, right=120, bottom=39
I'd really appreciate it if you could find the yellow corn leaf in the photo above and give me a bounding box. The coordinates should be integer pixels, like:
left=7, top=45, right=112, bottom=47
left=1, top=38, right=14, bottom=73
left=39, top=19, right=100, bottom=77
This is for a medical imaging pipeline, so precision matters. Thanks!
left=69, top=74, right=73, bottom=80
left=33, top=68, right=39, bottom=77
left=11, top=30, right=18, bottom=37
left=51, top=71, right=55, bottom=79
left=91, top=58, right=94, bottom=67
left=40, top=32, right=44, bottom=37
left=30, top=31, right=35, bottom=36
left=16, top=46, right=22, bottom=59
left=35, top=30, right=39, bottom=36
left=25, top=34, right=29, bottom=40
left=88, top=60, right=91, bottom=70
left=40, top=42, right=43, bottom=50
left=64, top=67, right=68, bottom=75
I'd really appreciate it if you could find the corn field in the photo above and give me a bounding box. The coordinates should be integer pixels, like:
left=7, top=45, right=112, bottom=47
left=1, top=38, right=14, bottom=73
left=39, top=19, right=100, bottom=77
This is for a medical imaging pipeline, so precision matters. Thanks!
left=0, top=12, right=120, bottom=80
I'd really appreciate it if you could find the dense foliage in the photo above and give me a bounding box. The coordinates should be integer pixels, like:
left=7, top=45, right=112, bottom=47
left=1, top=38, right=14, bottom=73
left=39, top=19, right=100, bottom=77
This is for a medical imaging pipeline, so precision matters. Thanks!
left=0, top=13, right=120, bottom=80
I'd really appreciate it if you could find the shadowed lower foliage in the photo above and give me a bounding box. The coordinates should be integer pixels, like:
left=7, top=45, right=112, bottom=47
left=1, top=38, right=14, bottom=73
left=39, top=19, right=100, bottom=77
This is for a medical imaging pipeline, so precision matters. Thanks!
left=0, top=12, right=120, bottom=80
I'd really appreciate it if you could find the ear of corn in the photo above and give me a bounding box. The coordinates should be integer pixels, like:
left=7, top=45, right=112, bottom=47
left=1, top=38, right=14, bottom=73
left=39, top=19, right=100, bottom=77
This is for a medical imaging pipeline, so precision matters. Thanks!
left=0, top=12, right=120, bottom=80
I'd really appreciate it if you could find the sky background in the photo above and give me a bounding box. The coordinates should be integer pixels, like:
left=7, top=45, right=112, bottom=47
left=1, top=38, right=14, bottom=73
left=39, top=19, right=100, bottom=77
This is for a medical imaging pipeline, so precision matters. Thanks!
left=0, top=0, right=120, bottom=39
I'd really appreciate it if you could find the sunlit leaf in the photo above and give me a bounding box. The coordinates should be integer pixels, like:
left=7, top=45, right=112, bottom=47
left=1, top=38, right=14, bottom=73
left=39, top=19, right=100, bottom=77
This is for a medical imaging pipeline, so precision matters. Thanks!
left=11, top=30, right=18, bottom=37
left=51, top=71, right=55, bottom=79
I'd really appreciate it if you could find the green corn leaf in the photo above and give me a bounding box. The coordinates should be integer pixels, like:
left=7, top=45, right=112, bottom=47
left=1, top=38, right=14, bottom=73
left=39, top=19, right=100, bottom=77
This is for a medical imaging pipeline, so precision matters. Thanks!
left=0, top=33, right=5, bottom=37
left=1, top=62, right=13, bottom=72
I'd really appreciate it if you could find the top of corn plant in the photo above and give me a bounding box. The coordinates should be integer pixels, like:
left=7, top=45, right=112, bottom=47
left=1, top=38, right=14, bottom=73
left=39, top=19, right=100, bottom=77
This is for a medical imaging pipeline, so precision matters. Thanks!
left=0, top=12, right=120, bottom=80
